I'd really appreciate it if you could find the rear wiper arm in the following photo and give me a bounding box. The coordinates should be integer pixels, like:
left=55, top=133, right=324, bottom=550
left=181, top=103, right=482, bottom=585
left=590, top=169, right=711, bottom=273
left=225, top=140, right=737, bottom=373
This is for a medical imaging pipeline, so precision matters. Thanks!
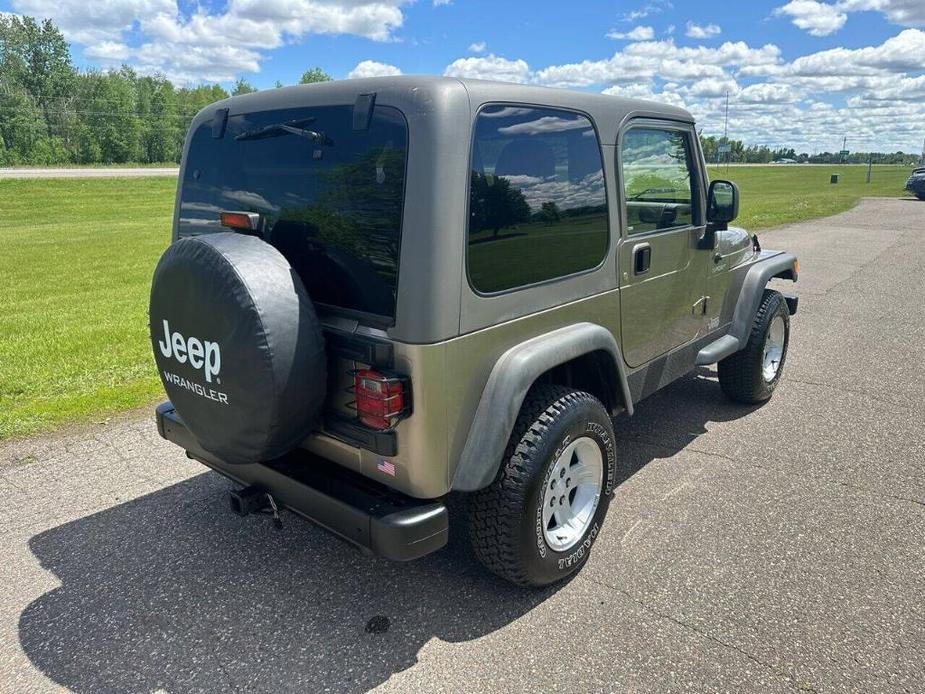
left=235, top=120, right=333, bottom=145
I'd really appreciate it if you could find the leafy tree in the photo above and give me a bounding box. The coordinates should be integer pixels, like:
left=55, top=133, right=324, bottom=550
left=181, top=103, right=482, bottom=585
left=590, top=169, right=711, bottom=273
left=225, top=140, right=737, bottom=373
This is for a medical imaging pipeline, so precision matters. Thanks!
left=232, top=78, right=256, bottom=95
left=299, top=67, right=332, bottom=84
left=537, top=201, right=561, bottom=224
left=469, top=173, right=531, bottom=238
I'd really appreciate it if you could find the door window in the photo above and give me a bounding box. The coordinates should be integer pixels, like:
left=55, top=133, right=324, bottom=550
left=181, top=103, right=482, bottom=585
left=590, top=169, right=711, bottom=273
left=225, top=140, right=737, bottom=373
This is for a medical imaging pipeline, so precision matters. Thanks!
left=621, top=128, right=696, bottom=235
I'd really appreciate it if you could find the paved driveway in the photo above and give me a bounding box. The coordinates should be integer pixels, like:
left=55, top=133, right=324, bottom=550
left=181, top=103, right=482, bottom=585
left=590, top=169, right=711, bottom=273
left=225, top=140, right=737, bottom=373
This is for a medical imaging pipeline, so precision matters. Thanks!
left=1, top=198, right=923, bottom=693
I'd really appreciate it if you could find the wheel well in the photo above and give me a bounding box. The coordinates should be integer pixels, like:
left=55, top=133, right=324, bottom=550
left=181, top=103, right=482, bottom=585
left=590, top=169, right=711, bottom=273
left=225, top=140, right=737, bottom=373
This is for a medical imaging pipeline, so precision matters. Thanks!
left=773, top=269, right=796, bottom=281
left=534, top=350, right=625, bottom=415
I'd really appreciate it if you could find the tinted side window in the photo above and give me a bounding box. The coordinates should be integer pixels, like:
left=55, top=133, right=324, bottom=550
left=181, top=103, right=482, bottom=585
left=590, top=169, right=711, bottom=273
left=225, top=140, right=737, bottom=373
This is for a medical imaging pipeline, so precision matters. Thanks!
left=621, top=128, right=695, bottom=235
left=467, top=106, right=609, bottom=294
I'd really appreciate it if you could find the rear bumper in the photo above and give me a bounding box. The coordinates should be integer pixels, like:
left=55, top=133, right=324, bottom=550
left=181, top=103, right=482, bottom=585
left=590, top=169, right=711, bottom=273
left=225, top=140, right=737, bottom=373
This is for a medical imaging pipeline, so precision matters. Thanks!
left=155, top=402, right=448, bottom=561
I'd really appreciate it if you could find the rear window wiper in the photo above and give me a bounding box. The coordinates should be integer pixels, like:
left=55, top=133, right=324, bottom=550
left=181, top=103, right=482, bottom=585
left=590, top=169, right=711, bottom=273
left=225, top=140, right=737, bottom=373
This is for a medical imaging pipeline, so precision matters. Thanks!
left=235, top=118, right=333, bottom=145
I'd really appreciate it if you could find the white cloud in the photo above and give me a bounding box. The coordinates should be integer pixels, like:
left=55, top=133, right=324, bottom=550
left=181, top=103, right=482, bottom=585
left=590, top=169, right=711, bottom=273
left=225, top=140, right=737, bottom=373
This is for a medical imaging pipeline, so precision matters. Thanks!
left=738, top=82, right=798, bottom=103
left=773, top=1, right=847, bottom=36
left=433, top=0, right=451, bottom=5
left=834, top=0, right=925, bottom=27
left=469, top=41, right=487, bottom=53
left=745, top=28, right=925, bottom=77
left=685, top=22, right=721, bottom=38
left=444, top=54, right=532, bottom=83
left=347, top=59, right=402, bottom=78
left=535, top=39, right=781, bottom=88
left=82, top=40, right=132, bottom=61
left=607, top=25, right=655, bottom=40
left=11, top=0, right=411, bottom=82
left=619, top=0, right=673, bottom=22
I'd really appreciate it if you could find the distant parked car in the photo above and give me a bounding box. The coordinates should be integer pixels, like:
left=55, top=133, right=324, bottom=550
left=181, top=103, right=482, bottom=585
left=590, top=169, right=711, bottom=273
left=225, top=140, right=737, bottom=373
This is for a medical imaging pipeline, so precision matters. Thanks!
left=906, top=167, right=925, bottom=200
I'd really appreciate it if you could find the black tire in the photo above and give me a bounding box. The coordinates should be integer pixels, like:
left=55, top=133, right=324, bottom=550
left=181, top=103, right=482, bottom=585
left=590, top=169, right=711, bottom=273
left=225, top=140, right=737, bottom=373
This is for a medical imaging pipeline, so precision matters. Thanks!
left=916, top=193, right=925, bottom=201
left=718, top=289, right=790, bottom=404
left=468, top=385, right=616, bottom=587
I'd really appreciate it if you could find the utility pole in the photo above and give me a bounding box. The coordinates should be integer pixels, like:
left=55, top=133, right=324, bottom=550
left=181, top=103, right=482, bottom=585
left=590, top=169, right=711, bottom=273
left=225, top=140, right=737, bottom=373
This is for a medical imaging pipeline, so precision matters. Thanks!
left=723, top=90, right=730, bottom=172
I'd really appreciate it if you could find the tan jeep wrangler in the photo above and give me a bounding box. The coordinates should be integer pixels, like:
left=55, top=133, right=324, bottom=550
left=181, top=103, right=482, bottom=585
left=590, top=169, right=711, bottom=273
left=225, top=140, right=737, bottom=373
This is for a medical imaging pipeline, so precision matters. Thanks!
left=150, top=76, right=799, bottom=586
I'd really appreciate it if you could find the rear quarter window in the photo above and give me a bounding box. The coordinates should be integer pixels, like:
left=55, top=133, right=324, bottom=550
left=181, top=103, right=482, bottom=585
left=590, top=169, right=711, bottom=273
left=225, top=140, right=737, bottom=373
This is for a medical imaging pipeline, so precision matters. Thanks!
left=467, top=105, right=609, bottom=294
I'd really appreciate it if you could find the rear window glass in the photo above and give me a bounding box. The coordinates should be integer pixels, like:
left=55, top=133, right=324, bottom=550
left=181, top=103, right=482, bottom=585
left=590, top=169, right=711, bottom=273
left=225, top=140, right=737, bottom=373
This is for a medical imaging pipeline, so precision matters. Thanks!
left=178, top=104, right=408, bottom=321
left=467, top=105, right=609, bottom=294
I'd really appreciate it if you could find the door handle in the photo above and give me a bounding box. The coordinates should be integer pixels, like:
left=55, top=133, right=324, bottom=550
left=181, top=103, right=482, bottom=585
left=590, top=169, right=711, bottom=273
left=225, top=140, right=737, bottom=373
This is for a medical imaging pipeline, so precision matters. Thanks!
left=633, top=243, right=651, bottom=275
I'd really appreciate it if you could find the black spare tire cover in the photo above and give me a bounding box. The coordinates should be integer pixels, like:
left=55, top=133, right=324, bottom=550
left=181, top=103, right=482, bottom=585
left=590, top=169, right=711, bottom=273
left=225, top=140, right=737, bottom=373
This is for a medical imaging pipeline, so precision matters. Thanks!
left=149, top=232, right=326, bottom=464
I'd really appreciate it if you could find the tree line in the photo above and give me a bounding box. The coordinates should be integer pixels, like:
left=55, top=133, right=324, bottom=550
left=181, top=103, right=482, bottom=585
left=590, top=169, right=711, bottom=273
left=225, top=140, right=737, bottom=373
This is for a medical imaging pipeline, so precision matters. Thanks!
left=0, top=16, right=331, bottom=166
left=699, top=135, right=920, bottom=166
left=1, top=15, right=921, bottom=167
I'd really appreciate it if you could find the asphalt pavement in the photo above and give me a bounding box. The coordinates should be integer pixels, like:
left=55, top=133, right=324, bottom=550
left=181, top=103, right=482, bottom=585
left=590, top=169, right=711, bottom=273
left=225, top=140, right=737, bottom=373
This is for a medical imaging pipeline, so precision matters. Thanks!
left=1, top=198, right=923, bottom=693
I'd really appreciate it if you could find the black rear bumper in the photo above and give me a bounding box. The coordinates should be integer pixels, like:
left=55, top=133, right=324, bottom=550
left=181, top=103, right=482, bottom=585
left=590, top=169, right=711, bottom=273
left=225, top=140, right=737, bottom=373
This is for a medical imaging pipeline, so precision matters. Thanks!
left=155, top=402, right=448, bottom=561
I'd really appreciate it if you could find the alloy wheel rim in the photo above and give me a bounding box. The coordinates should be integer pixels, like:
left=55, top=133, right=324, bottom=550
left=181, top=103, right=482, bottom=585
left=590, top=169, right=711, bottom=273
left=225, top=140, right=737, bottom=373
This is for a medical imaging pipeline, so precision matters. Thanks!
left=541, top=436, right=604, bottom=552
left=762, top=314, right=786, bottom=382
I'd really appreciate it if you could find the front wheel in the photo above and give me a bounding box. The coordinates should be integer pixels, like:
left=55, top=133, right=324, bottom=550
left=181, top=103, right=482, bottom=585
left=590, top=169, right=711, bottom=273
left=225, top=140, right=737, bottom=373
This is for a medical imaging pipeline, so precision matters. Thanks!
left=468, top=385, right=616, bottom=587
left=718, top=289, right=791, bottom=404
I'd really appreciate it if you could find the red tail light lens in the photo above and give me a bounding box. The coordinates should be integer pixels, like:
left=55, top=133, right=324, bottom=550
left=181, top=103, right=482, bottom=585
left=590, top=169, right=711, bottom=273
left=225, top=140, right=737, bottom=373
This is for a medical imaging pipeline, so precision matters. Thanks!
left=220, top=211, right=259, bottom=231
left=354, top=370, right=407, bottom=430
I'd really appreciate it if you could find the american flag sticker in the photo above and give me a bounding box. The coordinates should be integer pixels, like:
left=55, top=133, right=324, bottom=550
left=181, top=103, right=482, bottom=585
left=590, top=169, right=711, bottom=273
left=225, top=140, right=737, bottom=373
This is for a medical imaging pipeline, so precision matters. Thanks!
left=377, top=459, right=396, bottom=476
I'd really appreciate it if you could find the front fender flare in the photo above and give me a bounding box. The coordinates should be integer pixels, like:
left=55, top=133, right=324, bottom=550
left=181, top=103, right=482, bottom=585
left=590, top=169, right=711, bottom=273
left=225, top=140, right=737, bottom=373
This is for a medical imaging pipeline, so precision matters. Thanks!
left=451, top=322, right=632, bottom=492
left=730, top=252, right=798, bottom=345
left=696, top=251, right=798, bottom=366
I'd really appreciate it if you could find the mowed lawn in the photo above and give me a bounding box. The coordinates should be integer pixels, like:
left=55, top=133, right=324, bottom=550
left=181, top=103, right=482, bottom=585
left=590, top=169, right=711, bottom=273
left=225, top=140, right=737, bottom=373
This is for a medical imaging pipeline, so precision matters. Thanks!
left=709, top=164, right=913, bottom=230
left=0, top=178, right=174, bottom=438
left=0, top=165, right=916, bottom=439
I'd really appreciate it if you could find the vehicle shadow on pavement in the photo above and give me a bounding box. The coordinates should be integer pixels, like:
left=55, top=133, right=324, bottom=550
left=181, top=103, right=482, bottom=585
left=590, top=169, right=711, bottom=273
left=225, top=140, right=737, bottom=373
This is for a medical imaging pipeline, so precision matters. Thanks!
left=611, top=367, right=763, bottom=484
left=18, top=369, right=754, bottom=693
left=18, top=474, right=558, bottom=693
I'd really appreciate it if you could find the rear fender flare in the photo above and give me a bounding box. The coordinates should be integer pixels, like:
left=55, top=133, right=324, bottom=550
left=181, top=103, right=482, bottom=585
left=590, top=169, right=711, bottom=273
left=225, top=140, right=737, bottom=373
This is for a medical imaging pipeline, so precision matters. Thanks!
left=451, top=323, right=632, bottom=492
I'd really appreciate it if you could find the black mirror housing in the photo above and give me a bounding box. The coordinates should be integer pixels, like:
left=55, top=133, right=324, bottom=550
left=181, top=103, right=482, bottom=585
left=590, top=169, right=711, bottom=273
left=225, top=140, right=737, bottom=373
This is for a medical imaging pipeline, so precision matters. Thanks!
left=707, top=179, right=739, bottom=228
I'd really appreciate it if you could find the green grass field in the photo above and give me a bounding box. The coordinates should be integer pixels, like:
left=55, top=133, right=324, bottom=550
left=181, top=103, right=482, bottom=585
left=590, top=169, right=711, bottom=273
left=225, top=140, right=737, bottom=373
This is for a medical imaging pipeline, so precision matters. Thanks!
left=709, top=164, right=912, bottom=229
left=0, top=178, right=174, bottom=438
left=0, top=165, right=915, bottom=439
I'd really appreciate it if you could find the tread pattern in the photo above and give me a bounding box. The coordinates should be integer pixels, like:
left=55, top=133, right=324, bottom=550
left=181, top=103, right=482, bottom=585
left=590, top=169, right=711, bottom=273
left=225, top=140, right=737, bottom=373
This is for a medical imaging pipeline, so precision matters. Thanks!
left=718, top=289, right=789, bottom=404
left=468, top=385, right=605, bottom=586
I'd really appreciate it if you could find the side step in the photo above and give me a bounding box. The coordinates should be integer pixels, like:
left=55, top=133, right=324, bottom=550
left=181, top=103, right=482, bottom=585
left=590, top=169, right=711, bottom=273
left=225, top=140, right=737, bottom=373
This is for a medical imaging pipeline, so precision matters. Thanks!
left=695, top=334, right=741, bottom=366
left=155, top=402, right=448, bottom=561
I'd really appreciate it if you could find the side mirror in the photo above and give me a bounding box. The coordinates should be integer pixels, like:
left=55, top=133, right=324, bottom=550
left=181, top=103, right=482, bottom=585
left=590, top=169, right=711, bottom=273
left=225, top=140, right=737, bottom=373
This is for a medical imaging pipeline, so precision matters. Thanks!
left=707, top=179, right=739, bottom=229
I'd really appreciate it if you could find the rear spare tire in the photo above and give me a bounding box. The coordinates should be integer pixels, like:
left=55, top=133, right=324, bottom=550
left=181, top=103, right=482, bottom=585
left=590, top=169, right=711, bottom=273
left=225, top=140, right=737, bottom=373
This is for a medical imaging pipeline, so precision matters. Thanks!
left=149, top=232, right=326, bottom=464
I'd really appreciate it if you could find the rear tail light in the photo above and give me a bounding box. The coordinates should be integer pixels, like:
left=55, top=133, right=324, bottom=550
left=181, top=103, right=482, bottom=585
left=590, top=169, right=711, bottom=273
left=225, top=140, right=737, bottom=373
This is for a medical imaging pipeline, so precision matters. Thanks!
left=353, top=369, right=409, bottom=430
left=220, top=211, right=260, bottom=231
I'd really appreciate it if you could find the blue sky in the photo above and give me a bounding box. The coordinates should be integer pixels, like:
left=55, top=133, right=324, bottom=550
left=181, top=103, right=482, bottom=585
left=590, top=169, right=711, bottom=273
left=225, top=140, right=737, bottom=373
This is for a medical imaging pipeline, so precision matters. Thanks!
left=3, top=0, right=924, bottom=152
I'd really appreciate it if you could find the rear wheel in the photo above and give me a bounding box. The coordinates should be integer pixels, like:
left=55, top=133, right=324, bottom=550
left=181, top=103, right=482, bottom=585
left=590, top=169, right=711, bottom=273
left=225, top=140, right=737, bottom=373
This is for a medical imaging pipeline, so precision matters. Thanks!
left=468, top=385, right=616, bottom=587
left=718, top=289, right=790, bottom=404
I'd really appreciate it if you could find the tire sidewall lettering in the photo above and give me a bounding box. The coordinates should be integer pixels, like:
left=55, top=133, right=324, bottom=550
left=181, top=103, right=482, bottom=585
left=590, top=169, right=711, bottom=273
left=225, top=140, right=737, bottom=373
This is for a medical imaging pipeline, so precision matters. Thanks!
left=531, top=411, right=616, bottom=574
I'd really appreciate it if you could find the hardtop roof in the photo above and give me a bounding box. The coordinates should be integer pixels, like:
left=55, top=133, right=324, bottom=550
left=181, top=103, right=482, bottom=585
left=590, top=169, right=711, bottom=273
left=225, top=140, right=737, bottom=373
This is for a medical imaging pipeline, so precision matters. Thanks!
left=213, top=75, right=694, bottom=136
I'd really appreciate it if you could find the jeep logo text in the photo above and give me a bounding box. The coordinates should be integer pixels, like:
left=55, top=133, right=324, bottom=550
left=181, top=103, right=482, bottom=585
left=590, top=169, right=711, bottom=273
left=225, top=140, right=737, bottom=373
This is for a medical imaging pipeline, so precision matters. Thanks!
left=157, top=319, right=221, bottom=383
